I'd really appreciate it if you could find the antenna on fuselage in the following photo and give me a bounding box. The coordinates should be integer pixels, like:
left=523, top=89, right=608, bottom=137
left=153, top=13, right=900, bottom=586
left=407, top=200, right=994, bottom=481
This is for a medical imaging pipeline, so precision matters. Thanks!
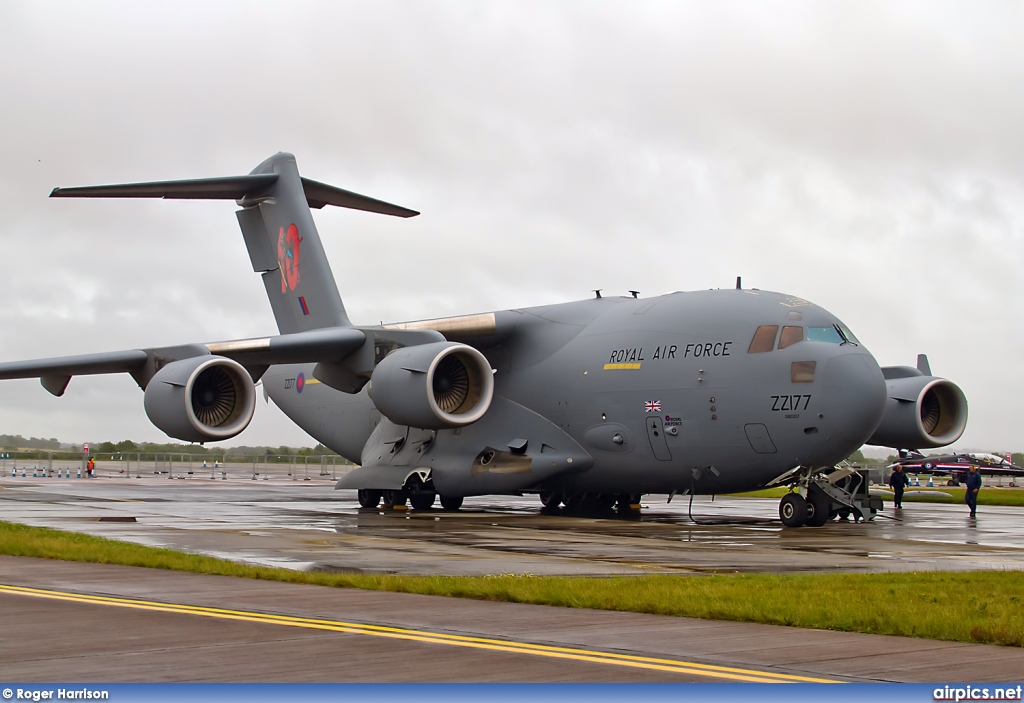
left=594, top=289, right=602, bottom=299
left=736, top=276, right=742, bottom=290
left=628, top=290, right=639, bottom=298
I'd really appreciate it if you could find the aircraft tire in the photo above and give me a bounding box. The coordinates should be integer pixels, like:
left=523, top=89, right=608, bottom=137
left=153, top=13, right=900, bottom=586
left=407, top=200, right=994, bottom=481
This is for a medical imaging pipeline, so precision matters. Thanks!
left=779, top=493, right=807, bottom=527
left=805, top=489, right=830, bottom=527
left=439, top=494, right=464, bottom=511
left=357, top=489, right=382, bottom=509
left=563, top=494, right=586, bottom=510
left=410, top=492, right=436, bottom=510
left=382, top=489, right=408, bottom=510
left=539, top=492, right=563, bottom=508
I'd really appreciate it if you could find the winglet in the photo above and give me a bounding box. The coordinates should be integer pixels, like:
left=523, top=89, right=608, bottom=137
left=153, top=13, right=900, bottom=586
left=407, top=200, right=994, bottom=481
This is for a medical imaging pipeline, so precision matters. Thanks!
left=916, top=354, right=932, bottom=376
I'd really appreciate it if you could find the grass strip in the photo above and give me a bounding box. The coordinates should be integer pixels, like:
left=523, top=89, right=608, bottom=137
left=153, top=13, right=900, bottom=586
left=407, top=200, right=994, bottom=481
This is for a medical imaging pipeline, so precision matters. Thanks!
left=1, top=520, right=1022, bottom=647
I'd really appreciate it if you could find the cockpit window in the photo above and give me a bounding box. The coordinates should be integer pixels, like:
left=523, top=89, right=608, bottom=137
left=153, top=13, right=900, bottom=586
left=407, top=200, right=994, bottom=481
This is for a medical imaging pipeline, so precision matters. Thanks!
left=807, top=326, right=844, bottom=344
left=778, top=326, right=805, bottom=349
left=748, top=325, right=778, bottom=354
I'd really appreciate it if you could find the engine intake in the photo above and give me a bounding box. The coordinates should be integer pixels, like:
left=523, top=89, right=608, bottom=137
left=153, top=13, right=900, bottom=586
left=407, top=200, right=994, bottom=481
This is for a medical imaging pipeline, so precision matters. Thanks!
left=143, top=356, right=257, bottom=442
left=867, top=376, right=967, bottom=449
left=369, top=342, right=494, bottom=429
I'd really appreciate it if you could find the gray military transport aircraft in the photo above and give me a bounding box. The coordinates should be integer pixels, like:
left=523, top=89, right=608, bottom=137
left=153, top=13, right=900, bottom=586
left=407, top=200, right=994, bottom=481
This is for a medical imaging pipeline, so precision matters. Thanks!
left=0, top=153, right=969, bottom=527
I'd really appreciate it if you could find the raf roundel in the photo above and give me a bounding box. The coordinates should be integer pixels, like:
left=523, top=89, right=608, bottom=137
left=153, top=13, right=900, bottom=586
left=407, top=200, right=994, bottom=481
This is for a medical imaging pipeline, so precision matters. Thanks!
left=296, top=372, right=305, bottom=393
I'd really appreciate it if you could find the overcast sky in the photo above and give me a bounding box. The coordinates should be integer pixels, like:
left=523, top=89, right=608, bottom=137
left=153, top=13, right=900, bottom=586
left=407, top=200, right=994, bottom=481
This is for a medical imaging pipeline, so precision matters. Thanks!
left=0, top=1, right=1021, bottom=454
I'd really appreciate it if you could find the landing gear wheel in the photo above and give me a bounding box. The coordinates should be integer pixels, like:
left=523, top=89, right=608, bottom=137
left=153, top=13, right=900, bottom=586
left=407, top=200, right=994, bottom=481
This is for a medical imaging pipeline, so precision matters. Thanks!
left=357, top=489, right=382, bottom=509
left=806, top=489, right=830, bottom=527
left=409, top=493, right=436, bottom=510
left=563, top=494, right=586, bottom=511
left=439, top=494, right=464, bottom=511
left=382, top=489, right=408, bottom=510
left=539, top=492, right=563, bottom=509
left=779, top=493, right=807, bottom=527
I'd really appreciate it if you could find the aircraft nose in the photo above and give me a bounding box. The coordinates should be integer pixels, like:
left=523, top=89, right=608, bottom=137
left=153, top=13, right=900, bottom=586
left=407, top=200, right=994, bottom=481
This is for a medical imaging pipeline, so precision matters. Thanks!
left=819, top=351, right=886, bottom=451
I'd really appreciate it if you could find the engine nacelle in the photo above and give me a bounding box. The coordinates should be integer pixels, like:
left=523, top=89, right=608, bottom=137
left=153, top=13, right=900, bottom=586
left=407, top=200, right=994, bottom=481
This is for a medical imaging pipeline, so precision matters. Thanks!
left=143, top=356, right=257, bottom=442
left=867, top=375, right=967, bottom=449
left=369, top=341, right=494, bottom=429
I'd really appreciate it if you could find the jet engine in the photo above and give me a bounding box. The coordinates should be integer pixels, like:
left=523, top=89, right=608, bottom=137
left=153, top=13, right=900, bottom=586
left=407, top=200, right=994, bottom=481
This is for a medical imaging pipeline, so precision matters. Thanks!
left=369, top=341, right=494, bottom=429
left=867, top=375, right=967, bottom=449
left=143, top=356, right=257, bottom=442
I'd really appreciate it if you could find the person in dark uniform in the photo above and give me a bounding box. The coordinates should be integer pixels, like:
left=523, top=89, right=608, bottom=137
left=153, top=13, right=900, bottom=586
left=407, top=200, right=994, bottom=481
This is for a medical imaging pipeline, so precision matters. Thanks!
left=965, top=464, right=982, bottom=517
left=888, top=464, right=910, bottom=508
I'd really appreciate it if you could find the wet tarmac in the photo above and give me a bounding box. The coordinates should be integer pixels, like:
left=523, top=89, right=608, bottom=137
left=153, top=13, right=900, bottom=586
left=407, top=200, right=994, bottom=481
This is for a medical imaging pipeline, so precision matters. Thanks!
left=8, top=556, right=1024, bottom=682
left=2, top=470, right=1023, bottom=575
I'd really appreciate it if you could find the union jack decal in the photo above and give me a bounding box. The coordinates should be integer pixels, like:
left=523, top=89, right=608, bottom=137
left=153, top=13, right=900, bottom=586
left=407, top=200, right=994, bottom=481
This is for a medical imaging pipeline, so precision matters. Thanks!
left=645, top=400, right=661, bottom=412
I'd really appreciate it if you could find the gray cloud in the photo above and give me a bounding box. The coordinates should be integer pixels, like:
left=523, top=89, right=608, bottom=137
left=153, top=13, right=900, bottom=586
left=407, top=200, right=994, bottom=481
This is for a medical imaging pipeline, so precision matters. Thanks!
left=0, top=0, right=1020, bottom=452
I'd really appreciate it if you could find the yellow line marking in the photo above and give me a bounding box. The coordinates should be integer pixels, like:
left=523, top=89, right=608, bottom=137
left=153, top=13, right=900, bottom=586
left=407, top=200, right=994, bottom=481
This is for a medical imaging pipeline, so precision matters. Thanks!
left=0, top=584, right=838, bottom=683
left=603, top=363, right=642, bottom=370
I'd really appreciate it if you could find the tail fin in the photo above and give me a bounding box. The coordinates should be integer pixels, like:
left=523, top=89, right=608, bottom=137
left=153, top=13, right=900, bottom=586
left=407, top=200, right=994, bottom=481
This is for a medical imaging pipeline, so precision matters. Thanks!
left=51, top=152, right=418, bottom=334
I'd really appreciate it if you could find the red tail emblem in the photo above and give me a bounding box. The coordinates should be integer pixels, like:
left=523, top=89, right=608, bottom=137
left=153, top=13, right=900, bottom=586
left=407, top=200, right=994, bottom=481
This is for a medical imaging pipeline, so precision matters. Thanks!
left=277, top=223, right=302, bottom=292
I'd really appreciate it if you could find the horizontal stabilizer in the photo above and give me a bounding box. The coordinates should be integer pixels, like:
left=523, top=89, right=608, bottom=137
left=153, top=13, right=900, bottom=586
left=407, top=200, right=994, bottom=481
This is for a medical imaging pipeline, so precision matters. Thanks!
left=50, top=175, right=279, bottom=201
left=300, top=178, right=418, bottom=216
left=51, top=174, right=418, bottom=217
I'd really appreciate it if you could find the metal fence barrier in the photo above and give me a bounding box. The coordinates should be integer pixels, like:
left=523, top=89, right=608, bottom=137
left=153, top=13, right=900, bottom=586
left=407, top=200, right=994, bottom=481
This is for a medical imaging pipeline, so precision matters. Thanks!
left=0, top=451, right=353, bottom=481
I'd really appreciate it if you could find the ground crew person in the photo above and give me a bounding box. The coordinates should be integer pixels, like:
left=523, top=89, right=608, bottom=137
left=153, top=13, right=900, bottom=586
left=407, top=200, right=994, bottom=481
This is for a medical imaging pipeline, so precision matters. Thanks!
left=888, top=464, right=909, bottom=508
left=86, top=457, right=95, bottom=478
left=965, top=464, right=982, bottom=517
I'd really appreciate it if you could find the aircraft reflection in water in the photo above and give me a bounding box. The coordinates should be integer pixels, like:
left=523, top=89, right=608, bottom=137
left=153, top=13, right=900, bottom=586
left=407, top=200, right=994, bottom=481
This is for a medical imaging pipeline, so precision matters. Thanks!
left=0, top=153, right=969, bottom=527
left=891, top=450, right=1022, bottom=486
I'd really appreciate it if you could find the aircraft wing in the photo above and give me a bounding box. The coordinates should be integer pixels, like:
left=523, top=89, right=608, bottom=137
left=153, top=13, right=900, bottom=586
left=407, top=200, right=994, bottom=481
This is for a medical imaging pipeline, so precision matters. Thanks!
left=0, top=326, right=377, bottom=396
left=968, top=464, right=1024, bottom=478
left=0, top=350, right=150, bottom=396
left=894, top=458, right=1024, bottom=478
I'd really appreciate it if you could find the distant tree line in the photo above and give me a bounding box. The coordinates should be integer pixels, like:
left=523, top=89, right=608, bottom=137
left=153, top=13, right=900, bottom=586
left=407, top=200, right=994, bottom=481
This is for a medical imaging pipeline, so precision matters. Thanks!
left=0, top=434, right=62, bottom=450
left=86, top=440, right=341, bottom=459
left=3, top=435, right=1019, bottom=468
left=0, top=435, right=347, bottom=463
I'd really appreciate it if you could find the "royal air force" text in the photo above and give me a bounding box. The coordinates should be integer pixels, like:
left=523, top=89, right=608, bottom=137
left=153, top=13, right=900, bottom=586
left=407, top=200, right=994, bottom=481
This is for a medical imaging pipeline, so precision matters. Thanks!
left=607, top=341, right=733, bottom=364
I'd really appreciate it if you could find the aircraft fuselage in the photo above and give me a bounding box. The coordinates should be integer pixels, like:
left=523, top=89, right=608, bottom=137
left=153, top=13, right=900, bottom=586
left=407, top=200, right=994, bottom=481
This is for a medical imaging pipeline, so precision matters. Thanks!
left=266, top=287, right=887, bottom=496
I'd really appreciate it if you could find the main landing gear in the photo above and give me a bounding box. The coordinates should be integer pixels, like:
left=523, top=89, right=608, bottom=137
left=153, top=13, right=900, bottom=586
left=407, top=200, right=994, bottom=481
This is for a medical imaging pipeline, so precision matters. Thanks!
left=775, top=466, right=883, bottom=527
left=538, top=492, right=642, bottom=514
left=357, top=489, right=382, bottom=508
left=357, top=484, right=464, bottom=512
